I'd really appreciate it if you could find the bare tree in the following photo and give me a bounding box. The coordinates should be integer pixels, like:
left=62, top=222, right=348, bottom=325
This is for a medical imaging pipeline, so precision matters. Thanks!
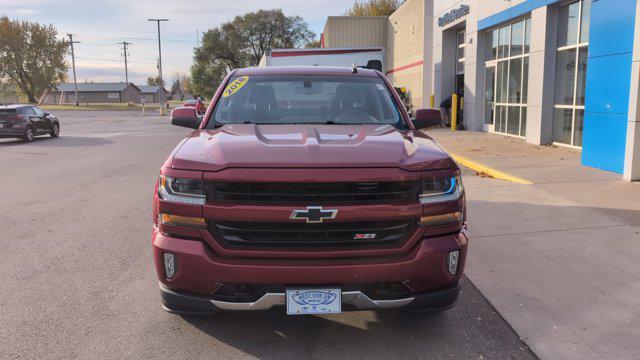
left=171, top=72, right=187, bottom=100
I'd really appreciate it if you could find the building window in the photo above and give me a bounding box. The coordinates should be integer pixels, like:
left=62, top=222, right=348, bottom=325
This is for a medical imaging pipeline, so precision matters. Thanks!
left=456, top=29, right=466, bottom=75
left=485, top=17, right=531, bottom=137
left=553, top=0, right=590, bottom=147
left=107, top=92, right=119, bottom=99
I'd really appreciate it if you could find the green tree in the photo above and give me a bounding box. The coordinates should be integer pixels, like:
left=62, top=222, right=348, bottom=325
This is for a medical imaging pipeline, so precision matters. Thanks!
left=345, top=0, right=404, bottom=16
left=305, top=39, right=322, bottom=48
left=191, top=9, right=315, bottom=98
left=0, top=16, right=68, bottom=103
left=190, top=61, right=227, bottom=99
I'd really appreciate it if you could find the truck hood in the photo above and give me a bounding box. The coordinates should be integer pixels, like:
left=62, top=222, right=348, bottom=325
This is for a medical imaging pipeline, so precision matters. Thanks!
left=169, top=124, right=453, bottom=172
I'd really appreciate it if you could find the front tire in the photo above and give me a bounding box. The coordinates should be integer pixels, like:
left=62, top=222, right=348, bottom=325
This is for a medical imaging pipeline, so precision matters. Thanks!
left=23, top=126, right=34, bottom=142
left=50, top=123, right=59, bottom=137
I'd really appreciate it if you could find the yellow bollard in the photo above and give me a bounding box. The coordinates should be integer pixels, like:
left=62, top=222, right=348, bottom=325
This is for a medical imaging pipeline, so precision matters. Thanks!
left=451, top=94, right=458, bottom=131
left=430, top=94, right=435, bottom=108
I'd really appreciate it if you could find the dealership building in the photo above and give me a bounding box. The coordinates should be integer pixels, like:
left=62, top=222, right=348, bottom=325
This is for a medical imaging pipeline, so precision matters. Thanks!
left=322, top=0, right=640, bottom=180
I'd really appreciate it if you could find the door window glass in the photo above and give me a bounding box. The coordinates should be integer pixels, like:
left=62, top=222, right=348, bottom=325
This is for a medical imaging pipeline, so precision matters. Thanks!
left=507, top=105, right=520, bottom=135
left=485, top=17, right=531, bottom=137
left=32, top=107, right=45, bottom=117
left=520, top=107, right=527, bottom=137
left=485, top=66, right=496, bottom=124
left=553, top=108, right=574, bottom=144
left=496, top=61, right=508, bottom=103
left=508, top=58, right=523, bottom=103
left=522, top=57, right=529, bottom=103
left=19, top=107, right=35, bottom=116
left=554, top=49, right=577, bottom=105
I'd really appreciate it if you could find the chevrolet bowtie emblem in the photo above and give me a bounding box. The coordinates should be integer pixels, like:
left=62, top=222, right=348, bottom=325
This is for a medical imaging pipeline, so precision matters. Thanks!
left=290, top=206, right=338, bottom=223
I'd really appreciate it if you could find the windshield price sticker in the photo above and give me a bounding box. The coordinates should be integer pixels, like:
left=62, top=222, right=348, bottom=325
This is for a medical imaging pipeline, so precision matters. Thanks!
left=223, top=76, right=249, bottom=98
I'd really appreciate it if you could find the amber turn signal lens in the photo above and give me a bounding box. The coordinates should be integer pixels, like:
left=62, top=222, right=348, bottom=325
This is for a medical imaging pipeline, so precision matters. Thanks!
left=159, top=213, right=206, bottom=228
left=418, top=212, right=462, bottom=226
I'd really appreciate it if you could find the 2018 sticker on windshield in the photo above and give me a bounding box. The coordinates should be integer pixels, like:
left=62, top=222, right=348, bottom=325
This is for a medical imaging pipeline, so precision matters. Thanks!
left=222, top=76, right=249, bottom=98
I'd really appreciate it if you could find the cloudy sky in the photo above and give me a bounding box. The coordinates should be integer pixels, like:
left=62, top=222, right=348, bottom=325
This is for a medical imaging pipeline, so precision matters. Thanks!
left=1, top=0, right=350, bottom=86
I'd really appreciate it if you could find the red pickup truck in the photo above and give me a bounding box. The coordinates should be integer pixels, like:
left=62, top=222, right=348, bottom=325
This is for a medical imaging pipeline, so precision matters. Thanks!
left=153, top=66, right=468, bottom=315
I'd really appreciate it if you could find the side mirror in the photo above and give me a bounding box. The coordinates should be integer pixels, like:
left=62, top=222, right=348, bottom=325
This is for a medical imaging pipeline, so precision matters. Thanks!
left=366, top=60, right=383, bottom=72
left=170, top=107, right=200, bottom=129
left=411, top=108, right=442, bottom=130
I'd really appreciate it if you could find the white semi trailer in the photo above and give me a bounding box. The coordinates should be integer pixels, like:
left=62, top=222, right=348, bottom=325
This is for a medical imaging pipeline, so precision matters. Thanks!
left=259, top=47, right=384, bottom=72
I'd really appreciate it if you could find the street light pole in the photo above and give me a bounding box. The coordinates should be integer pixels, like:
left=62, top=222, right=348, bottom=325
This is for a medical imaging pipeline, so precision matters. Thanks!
left=148, top=18, right=169, bottom=114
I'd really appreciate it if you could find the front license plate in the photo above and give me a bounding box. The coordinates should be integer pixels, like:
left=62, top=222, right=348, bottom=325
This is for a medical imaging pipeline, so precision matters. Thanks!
left=286, top=288, right=341, bottom=315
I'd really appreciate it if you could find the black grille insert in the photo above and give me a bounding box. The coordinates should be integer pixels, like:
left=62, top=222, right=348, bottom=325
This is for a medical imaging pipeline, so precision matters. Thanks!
left=209, top=220, right=414, bottom=248
left=206, top=181, right=421, bottom=203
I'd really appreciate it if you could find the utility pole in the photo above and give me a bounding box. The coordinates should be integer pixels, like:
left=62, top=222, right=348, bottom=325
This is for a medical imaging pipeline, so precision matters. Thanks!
left=196, top=28, right=199, bottom=47
left=148, top=18, right=169, bottom=114
left=117, top=41, right=132, bottom=83
left=67, top=34, right=80, bottom=106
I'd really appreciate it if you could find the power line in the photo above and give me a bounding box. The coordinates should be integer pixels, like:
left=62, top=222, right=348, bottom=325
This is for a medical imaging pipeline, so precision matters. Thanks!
left=79, top=58, right=128, bottom=70
left=75, top=33, right=192, bottom=43
left=74, top=56, right=182, bottom=66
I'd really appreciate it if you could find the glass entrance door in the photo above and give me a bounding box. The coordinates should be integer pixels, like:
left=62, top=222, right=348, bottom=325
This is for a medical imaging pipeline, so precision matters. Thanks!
left=484, top=64, right=496, bottom=131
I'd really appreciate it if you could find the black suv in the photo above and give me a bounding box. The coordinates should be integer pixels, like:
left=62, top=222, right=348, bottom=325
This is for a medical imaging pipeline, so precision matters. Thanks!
left=0, top=104, right=60, bottom=142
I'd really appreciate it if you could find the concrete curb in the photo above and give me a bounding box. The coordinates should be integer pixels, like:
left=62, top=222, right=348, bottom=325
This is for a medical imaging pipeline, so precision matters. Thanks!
left=450, top=153, right=533, bottom=185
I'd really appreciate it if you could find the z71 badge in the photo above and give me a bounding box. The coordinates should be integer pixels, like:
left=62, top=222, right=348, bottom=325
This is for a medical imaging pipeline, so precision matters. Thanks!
left=354, top=233, right=376, bottom=240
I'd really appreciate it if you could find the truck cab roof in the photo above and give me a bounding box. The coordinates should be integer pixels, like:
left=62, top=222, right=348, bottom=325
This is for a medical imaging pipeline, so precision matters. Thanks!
left=232, top=66, right=381, bottom=78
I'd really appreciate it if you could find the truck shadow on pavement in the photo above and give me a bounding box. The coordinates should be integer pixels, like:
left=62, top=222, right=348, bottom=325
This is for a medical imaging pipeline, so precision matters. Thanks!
left=180, top=277, right=535, bottom=359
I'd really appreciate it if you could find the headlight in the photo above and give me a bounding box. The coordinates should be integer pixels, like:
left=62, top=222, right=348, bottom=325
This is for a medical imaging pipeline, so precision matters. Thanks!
left=158, top=175, right=206, bottom=205
left=419, top=173, right=463, bottom=204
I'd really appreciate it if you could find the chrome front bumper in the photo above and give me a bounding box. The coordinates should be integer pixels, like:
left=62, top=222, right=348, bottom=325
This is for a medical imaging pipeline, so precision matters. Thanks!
left=159, top=282, right=461, bottom=314
left=211, top=291, right=414, bottom=311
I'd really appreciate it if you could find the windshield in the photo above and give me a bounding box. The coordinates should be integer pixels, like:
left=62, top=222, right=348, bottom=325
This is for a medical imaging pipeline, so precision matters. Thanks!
left=208, top=75, right=404, bottom=128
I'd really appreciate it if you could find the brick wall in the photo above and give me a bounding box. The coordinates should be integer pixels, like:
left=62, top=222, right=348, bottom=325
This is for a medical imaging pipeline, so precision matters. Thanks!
left=387, top=0, right=426, bottom=108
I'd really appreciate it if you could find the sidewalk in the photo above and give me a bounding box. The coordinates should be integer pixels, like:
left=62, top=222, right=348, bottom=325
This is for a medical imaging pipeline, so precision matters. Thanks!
left=427, top=129, right=640, bottom=360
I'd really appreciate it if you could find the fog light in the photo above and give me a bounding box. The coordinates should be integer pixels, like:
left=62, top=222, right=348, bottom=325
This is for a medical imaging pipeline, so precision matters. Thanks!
left=447, top=251, right=459, bottom=275
left=164, top=253, right=176, bottom=278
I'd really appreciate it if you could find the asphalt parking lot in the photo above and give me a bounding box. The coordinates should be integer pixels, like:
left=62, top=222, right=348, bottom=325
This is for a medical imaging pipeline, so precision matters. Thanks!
left=0, top=111, right=536, bottom=359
